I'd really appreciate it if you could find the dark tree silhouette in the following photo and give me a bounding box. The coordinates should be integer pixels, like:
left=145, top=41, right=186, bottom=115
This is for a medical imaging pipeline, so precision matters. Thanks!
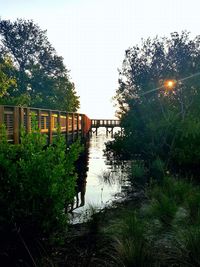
left=112, top=31, right=200, bottom=167
left=0, top=19, right=79, bottom=111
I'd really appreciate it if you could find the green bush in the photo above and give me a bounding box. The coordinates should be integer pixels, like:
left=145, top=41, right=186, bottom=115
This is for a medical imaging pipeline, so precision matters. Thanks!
left=174, top=226, right=200, bottom=266
left=113, top=212, right=154, bottom=267
left=186, top=190, right=200, bottom=223
left=149, top=176, right=193, bottom=205
left=149, top=158, right=165, bottom=182
left=131, top=161, right=147, bottom=186
left=0, top=123, right=82, bottom=241
left=148, top=193, right=178, bottom=227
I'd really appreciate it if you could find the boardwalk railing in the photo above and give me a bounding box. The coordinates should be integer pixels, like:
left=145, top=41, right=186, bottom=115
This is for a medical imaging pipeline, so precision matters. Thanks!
left=91, top=119, right=120, bottom=128
left=0, top=105, right=91, bottom=144
left=91, top=119, right=121, bottom=136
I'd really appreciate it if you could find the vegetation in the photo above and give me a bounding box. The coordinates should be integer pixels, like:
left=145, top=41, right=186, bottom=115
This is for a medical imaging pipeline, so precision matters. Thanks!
left=0, top=19, right=79, bottom=111
left=0, top=122, right=82, bottom=265
left=108, top=31, right=200, bottom=171
left=0, top=57, right=16, bottom=97
left=101, top=31, right=200, bottom=266
left=52, top=175, right=200, bottom=267
left=103, top=176, right=200, bottom=267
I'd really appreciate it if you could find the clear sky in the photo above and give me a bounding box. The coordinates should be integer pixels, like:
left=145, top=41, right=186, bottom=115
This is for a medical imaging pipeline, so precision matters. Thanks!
left=1, top=0, right=200, bottom=118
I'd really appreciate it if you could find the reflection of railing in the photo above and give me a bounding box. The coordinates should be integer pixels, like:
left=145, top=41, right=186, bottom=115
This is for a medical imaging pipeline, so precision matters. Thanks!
left=0, top=105, right=91, bottom=144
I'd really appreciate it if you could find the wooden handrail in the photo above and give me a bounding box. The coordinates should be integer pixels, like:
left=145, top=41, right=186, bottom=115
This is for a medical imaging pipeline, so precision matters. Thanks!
left=0, top=105, right=92, bottom=144
left=0, top=105, right=121, bottom=144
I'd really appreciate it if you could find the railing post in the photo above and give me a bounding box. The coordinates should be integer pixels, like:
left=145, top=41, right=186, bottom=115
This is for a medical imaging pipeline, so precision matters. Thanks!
left=77, top=114, right=79, bottom=138
left=19, top=107, right=24, bottom=129
left=81, top=114, right=85, bottom=138
left=0, top=106, right=4, bottom=126
left=13, top=106, right=19, bottom=144
left=66, top=113, right=69, bottom=143
left=0, top=106, right=4, bottom=142
left=26, top=108, right=31, bottom=133
left=38, top=109, right=41, bottom=131
left=48, top=111, right=53, bottom=144
left=58, top=111, right=61, bottom=129
left=72, top=113, right=74, bottom=141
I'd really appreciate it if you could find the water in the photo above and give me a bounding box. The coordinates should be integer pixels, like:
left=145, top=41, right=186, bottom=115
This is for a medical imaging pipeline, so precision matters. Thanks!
left=69, top=128, right=130, bottom=223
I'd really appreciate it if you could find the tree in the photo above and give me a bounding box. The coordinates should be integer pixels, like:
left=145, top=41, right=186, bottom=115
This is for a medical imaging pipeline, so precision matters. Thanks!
left=0, top=19, right=80, bottom=111
left=0, top=57, right=16, bottom=97
left=112, top=31, right=200, bottom=168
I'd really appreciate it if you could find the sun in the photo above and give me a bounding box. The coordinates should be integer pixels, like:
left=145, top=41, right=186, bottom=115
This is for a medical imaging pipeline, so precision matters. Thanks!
left=164, top=79, right=176, bottom=90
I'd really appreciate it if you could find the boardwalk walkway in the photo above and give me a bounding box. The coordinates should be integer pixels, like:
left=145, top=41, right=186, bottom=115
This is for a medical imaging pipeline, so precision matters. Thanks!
left=91, top=119, right=121, bottom=136
left=0, top=105, right=121, bottom=143
left=0, top=105, right=91, bottom=144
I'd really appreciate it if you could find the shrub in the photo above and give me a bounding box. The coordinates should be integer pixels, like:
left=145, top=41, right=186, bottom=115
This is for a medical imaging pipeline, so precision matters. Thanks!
left=0, top=123, right=82, bottom=241
left=148, top=193, right=178, bottom=227
left=112, top=212, right=154, bottom=267
left=130, top=161, right=147, bottom=187
left=149, top=157, right=165, bottom=182
left=149, top=176, right=193, bottom=205
left=186, top=190, right=200, bottom=223
left=174, top=226, right=200, bottom=266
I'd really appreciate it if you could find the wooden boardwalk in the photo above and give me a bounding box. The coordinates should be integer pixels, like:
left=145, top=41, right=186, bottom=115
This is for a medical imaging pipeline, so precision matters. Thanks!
left=0, top=105, right=121, bottom=143
left=91, top=119, right=121, bottom=136
left=0, top=105, right=91, bottom=144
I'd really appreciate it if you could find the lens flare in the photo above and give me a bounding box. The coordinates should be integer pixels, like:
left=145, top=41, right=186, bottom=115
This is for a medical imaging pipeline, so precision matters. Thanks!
left=164, top=79, right=176, bottom=90
left=139, top=72, right=200, bottom=97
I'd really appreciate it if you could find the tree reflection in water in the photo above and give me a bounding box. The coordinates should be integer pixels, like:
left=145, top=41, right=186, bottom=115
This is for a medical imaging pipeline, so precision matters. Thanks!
left=69, top=129, right=131, bottom=223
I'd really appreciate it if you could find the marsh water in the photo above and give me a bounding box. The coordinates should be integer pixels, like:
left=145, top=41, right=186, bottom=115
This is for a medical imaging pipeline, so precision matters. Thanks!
left=69, top=128, right=131, bottom=223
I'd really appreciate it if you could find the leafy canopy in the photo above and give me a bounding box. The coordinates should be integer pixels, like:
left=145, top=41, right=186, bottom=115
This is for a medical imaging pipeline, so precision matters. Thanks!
left=0, top=57, right=16, bottom=97
left=0, top=19, right=79, bottom=111
left=112, top=31, right=200, bottom=168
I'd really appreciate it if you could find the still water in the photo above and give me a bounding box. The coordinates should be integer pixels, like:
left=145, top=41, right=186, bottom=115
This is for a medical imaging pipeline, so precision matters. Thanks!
left=69, top=128, right=130, bottom=223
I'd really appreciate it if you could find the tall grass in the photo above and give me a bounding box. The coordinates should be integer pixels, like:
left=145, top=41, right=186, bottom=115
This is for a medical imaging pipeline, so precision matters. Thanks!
left=109, top=212, right=154, bottom=267
left=186, top=190, right=200, bottom=223
left=104, top=175, right=200, bottom=267
left=148, top=194, right=178, bottom=227
left=148, top=176, right=193, bottom=205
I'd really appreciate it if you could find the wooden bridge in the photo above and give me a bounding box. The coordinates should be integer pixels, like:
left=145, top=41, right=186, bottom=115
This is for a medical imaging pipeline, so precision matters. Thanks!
left=0, top=105, right=121, bottom=144
left=91, top=119, right=121, bottom=136
left=0, top=105, right=91, bottom=144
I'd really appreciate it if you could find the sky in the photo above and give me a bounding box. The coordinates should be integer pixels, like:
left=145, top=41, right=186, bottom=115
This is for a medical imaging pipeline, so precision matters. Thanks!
left=1, top=0, right=200, bottom=118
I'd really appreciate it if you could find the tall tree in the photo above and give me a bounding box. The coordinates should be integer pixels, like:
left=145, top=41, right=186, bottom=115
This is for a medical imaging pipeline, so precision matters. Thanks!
left=113, top=31, right=200, bottom=167
left=0, top=19, right=79, bottom=111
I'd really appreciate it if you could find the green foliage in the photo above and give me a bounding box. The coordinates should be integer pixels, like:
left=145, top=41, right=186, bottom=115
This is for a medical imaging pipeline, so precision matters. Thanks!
left=111, top=31, right=200, bottom=171
left=186, top=190, right=200, bottom=223
left=148, top=194, right=178, bottom=227
left=0, top=56, right=16, bottom=97
left=106, top=176, right=200, bottom=266
left=131, top=161, right=146, bottom=179
left=0, top=123, right=82, bottom=241
left=0, top=19, right=79, bottom=111
left=149, top=176, right=193, bottom=205
left=113, top=212, right=154, bottom=267
left=149, top=157, right=165, bottom=181
left=130, top=161, right=147, bottom=186
left=174, top=226, right=200, bottom=266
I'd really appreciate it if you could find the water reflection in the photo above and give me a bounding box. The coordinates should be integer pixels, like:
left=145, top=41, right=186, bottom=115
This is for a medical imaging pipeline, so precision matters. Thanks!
left=69, top=128, right=130, bottom=223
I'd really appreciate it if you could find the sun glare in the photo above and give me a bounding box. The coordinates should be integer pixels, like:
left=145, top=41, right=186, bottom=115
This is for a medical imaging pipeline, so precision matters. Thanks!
left=164, top=79, right=176, bottom=90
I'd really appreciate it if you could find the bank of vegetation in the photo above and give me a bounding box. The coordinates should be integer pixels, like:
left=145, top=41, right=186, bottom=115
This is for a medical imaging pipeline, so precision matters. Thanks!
left=0, top=121, right=82, bottom=265
left=54, top=175, right=200, bottom=267
left=0, top=19, right=82, bottom=266
left=103, top=31, right=200, bottom=266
